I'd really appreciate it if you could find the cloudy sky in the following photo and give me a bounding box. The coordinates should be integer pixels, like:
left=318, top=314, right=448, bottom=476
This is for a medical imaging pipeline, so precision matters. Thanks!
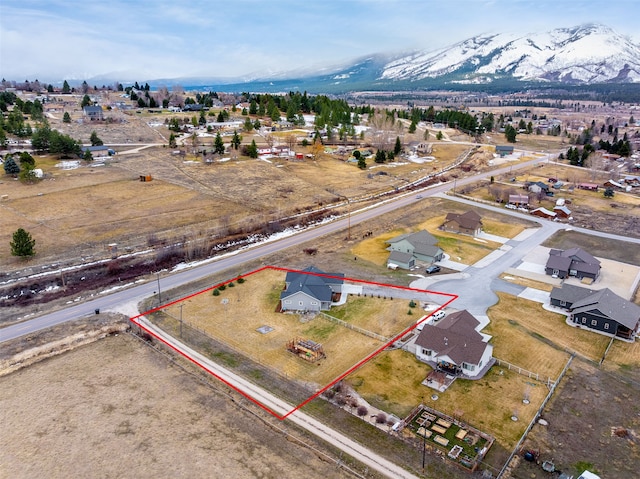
left=1, top=0, right=638, bottom=83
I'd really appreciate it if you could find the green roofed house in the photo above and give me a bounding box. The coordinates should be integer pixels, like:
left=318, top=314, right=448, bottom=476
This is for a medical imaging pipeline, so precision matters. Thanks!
left=280, top=266, right=344, bottom=312
left=495, top=145, right=514, bottom=157
left=386, top=230, right=444, bottom=270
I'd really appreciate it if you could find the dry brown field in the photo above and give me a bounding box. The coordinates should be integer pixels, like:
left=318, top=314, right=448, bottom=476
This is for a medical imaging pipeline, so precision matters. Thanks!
left=0, top=334, right=367, bottom=479
left=1, top=104, right=472, bottom=273
left=159, top=268, right=419, bottom=389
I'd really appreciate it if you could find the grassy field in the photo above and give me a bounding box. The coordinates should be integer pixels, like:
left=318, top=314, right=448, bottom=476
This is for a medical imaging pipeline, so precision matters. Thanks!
left=499, top=273, right=556, bottom=292
left=487, top=292, right=609, bottom=363
left=158, top=268, right=419, bottom=389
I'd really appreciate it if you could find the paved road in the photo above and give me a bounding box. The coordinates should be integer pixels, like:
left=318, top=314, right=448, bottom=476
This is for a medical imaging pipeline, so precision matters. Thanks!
left=0, top=153, right=554, bottom=343
left=411, top=193, right=640, bottom=316
left=136, top=316, right=420, bottom=479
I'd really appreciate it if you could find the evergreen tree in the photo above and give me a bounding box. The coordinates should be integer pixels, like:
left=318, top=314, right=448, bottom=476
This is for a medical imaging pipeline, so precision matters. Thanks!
left=231, top=130, right=242, bottom=150
left=11, top=228, right=36, bottom=257
left=83, top=149, right=93, bottom=162
left=81, top=94, right=91, bottom=108
left=3, top=156, right=20, bottom=175
left=90, top=131, right=103, bottom=146
left=214, top=132, right=225, bottom=154
left=216, top=111, right=225, bottom=122
left=603, top=187, right=615, bottom=198
left=63, top=111, right=71, bottom=123
left=246, top=139, right=258, bottom=158
left=62, top=80, right=71, bottom=94
left=357, top=157, right=367, bottom=169
left=408, top=120, right=417, bottom=133
left=374, top=150, right=386, bottom=163
left=394, top=136, right=402, bottom=155
left=505, top=124, right=517, bottom=143
left=168, top=133, right=177, bottom=148
left=19, top=152, right=35, bottom=168
left=249, top=99, right=258, bottom=115
left=243, top=117, right=253, bottom=132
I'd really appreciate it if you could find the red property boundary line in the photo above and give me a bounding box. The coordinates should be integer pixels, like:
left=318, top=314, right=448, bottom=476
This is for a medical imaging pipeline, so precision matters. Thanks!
left=130, top=265, right=458, bottom=420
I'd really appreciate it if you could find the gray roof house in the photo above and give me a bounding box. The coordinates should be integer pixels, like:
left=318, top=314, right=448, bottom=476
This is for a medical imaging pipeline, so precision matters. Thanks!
left=495, top=145, right=514, bottom=157
left=387, top=251, right=415, bottom=270
left=386, top=230, right=444, bottom=268
left=545, top=247, right=601, bottom=280
left=280, top=266, right=344, bottom=312
left=83, top=105, right=103, bottom=121
left=569, top=288, right=640, bottom=341
left=550, top=283, right=596, bottom=309
left=414, top=310, right=494, bottom=379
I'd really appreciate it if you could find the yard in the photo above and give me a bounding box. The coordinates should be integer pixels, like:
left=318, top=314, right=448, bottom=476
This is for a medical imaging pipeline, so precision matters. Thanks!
left=486, top=292, right=609, bottom=363
left=155, top=268, right=422, bottom=390
left=348, top=348, right=551, bottom=449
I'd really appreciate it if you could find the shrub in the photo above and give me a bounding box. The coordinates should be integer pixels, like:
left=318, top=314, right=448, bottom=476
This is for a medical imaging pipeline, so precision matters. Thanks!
left=228, top=282, right=235, bottom=288
left=212, top=289, right=220, bottom=296
left=357, top=405, right=368, bottom=417
left=237, top=277, right=245, bottom=284
left=218, top=284, right=226, bottom=291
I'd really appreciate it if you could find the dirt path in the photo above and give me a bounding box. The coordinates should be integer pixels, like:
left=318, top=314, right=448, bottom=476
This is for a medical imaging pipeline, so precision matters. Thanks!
left=0, top=333, right=374, bottom=479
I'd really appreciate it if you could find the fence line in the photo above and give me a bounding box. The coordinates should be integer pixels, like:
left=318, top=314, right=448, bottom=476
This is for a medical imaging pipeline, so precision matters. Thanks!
left=318, top=312, right=389, bottom=343
left=493, top=358, right=555, bottom=387
left=496, top=354, right=574, bottom=479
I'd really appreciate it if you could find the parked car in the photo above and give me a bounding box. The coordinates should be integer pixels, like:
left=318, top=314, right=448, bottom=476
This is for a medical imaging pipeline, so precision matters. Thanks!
left=505, top=204, right=517, bottom=210
left=425, top=265, right=441, bottom=274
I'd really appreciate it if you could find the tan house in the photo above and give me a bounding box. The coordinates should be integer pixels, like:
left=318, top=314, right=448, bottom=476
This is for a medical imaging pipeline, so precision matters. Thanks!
left=440, top=210, right=482, bottom=236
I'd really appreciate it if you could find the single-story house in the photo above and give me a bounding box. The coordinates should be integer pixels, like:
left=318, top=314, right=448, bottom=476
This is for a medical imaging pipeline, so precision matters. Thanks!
left=414, top=310, right=494, bottom=379
left=553, top=205, right=572, bottom=218
left=545, top=247, right=601, bottom=280
left=81, top=145, right=115, bottom=155
left=578, top=183, right=599, bottom=191
left=408, top=141, right=432, bottom=154
left=550, top=283, right=596, bottom=309
left=569, top=288, right=640, bottom=341
left=530, top=207, right=556, bottom=219
left=604, top=179, right=623, bottom=189
left=440, top=210, right=483, bottom=236
left=495, top=145, right=514, bottom=157
left=528, top=181, right=550, bottom=195
left=386, top=230, right=444, bottom=268
left=387, top=251, right=415, bottom=270
left=508, top=194, right=529, bottom=206
left=82, top=105, right=103, bottom=121
left=280, top=266, right=344, bottom=312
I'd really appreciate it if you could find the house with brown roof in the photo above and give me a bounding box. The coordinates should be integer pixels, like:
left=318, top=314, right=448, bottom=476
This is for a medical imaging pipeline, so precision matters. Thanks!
left=545, top=247, right=601, bottom=280
left=414, top=310, right=494, bottom=379
left=569, top=288, right=640, bottom=341
left=440, top=210, right=483, bottom=236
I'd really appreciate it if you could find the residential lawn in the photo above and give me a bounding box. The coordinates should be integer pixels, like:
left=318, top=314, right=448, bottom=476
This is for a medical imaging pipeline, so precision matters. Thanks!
left=487, top=292, right=610, bottom=363
left=155, top=268, right=420, bottom=389
left=348, top=349, right=549, bottom=448
left=351, top=229, right=406, bottom=265
left=603, top=339, right=640, bottom=371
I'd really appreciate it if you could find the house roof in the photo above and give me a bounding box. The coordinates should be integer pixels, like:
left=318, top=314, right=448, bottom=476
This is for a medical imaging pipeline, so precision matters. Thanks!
left=531, top=207, right=556, bottom=217
left=388, top=251, right=414, bottom=264
left=571, top=288, right=640, bottom=330
left=83, top=105, right=102, bottom=113
left=553, top=205, right=572, bottom=215
left=496, top=145, right=514, bottom=152
left=414, top=310, right=489, bottom=365
left=546, top=247, right=600, bottom=274
left=550, top=284, right=596, bottom=304
left=387, top=230, right=438, bottom=247
left=509, top=194, right=529, bottom=203
left=281, top=266, right=344, bottom=303
left=443, top=210, right=482, bottom=230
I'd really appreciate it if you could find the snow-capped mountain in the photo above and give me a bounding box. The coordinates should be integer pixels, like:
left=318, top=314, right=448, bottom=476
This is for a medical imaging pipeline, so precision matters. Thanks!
left=380, top=24, right=640, bottom=84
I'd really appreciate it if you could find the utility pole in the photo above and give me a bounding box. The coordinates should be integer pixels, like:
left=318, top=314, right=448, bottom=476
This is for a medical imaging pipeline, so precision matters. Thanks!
left=179, top=303, right=183, bottom=338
